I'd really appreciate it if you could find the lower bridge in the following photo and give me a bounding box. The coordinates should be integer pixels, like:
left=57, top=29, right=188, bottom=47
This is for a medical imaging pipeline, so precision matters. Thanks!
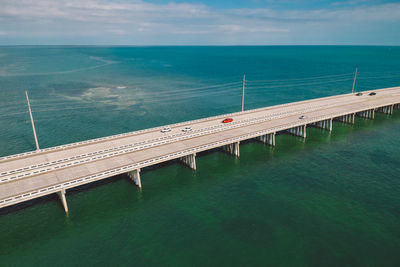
left=1, top=87, right=399, bottom=214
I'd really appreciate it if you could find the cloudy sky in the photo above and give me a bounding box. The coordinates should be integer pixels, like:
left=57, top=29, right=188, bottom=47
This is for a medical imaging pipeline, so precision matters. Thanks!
left=0, top=0, right=399, bottom=45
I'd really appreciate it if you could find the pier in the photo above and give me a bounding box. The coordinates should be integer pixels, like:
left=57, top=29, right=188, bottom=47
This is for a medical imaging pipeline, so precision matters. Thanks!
left=1, top=86, right=399, bottom=213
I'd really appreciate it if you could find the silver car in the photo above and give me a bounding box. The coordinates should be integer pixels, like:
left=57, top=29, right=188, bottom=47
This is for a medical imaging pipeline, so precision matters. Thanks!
left=161, top=127, right=171, bottom=133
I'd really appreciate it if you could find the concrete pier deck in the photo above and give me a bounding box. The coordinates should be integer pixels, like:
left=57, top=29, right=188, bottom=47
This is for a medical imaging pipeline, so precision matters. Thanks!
left=1, top=86, right=399, bottom=212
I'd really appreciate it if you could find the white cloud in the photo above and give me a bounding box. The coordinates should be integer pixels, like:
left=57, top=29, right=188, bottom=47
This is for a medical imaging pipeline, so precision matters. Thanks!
left=216, top=24, right=288, bottom=33
left=106, top=28, right=127, bottom=35
left=0, top=30, right=15, bottom=36
left=0, top=0, right=399, bottom=44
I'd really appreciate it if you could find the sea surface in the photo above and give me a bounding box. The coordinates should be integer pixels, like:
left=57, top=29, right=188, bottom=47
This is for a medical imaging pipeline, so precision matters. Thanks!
left=0, top=46, right=400, bottom=266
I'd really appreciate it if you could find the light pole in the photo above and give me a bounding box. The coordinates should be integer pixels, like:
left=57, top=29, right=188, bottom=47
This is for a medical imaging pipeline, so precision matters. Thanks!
left=241, top=74, right=246, bottom=112
left=352, top=68, right=358, bottom=94
left=25, top=91, right=40, bottom=151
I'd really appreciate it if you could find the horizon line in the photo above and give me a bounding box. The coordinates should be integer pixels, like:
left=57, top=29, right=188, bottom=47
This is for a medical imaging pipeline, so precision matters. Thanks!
left=1, top=44, right=399, bottom=47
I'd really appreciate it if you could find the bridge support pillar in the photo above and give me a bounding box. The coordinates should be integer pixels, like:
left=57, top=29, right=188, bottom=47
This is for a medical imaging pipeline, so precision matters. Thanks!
left=356, top=109, right=375, bottom=120
left=256, top=133, right=276, bottom=146
left=128, top=169, right=142, bottom=190
left=334, top=113, right=355, bottom=124
left=394, top=104, right=400, bottom=110
left=57, top=189, right=68, bottom=214
left=376, top=105, right=394, bottom=115
left=179, top=153, right=197, bottom=170
left=310, top=118, right=332, bottom=132
left=222, top=142, right=240, bottom=157
left=286, top=125, right=306, bottom=138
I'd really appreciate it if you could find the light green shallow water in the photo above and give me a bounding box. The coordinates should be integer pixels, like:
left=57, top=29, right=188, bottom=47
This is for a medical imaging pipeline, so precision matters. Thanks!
left=0, top=46, right=400, bottom=266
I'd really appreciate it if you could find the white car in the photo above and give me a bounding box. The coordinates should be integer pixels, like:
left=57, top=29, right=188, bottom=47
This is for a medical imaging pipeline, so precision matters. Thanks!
left=299, top=115, right=307, bottom=119
left=182, top=126, right=192, bottom=132
left=161, top=127, right=171, bottom=133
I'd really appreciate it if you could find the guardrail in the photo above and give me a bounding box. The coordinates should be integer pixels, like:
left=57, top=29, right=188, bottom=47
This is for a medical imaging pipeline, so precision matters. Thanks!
left=2, top=86, right=397, bottom=162
left=0, top=90, right=392, bottom=181
left=1, top=97, right=399, bottom=208
left=0, top=94, right=387, bottom=183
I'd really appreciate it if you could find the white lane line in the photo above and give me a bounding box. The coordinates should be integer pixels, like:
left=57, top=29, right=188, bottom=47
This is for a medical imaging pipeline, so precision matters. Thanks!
left=2, top=87, right=397, bottom=162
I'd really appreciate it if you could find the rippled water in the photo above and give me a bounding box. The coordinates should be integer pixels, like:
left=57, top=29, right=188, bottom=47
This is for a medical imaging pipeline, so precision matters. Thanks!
left=1, top=46, right=400, bottom=266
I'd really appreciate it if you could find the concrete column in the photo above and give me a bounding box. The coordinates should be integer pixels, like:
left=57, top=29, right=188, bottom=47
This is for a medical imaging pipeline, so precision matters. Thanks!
left=337, top=113, right=355, bottom=124
left=57, top=189, right=68, bottom=214
left=223, top=143, right=232, bottom=154
left=356, top=109, right=374, bottom=120
left=256, top=133, right=275, bottom=147
left=222, top=142, right=240, bottom=157
left=256, top=134, right=266, bottom=144
left=310, top=119, right=332, bottom=131
left=268, top=132, right=276, bottom=146
left=377, top=105, right=394, bottom=115
left=286, top=126, right=296, bottom=136
left=128, top=169, right=142, bottom=189
left=334, top=113, right=357, bottom=124
left=233, top=142, right=240, bottom=157
left=179, top=153, right=197, bottom=170
left=286, top=125, right=306, bottom=138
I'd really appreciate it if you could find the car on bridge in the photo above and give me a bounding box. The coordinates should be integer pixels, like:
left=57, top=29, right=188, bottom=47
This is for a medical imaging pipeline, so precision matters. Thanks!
left=299, top=115, right=307, bottom=119
left=182, top=126, right=192, bottom=132
left=161, top=127, right=171, bottom=133
left=356, top=92, right=363, bottom=96
left=369, top=92, right=376, bottom=96
left=222, top=118, right=233, bottom=123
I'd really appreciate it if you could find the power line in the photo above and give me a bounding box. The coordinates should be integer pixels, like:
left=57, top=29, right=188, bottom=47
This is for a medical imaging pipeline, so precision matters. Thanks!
left=247, top=72, right=354, bottom=84
left=245, top=77, right=354, bottom=90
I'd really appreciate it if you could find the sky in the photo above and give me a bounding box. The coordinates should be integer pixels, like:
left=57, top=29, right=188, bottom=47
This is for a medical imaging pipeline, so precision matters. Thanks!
left=0, top=0, right=399, bottom=45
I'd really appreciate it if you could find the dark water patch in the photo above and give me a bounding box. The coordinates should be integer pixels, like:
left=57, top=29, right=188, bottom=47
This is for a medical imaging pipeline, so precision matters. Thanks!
left=0, top=193, right=59, bottom=216
left=369, top=149, right=399, bottom=166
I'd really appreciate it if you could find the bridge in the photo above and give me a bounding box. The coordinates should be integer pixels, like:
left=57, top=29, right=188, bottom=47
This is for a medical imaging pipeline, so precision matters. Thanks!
left=1, top=86, right=399, bottom=214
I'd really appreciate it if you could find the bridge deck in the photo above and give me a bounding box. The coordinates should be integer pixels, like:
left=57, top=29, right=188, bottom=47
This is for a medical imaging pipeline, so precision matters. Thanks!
left=1, top=87, right=400, bottom=209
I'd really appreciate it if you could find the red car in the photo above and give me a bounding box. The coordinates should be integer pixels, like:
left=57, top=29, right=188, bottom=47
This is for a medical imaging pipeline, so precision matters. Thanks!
left=222, top=118, right=233, bottom=123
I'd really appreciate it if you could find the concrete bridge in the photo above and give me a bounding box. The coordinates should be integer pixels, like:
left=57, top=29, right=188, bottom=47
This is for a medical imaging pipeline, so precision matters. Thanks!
left=1, top=87, right=399, bottom=214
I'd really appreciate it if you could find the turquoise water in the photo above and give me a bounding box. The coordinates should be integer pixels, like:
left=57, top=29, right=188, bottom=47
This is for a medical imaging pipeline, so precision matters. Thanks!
left=1, top=46, right=400, bottom=266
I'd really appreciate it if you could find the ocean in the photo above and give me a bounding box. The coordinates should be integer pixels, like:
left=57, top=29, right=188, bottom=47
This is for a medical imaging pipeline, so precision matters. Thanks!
left=0, top=46, right=400, bottom=266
